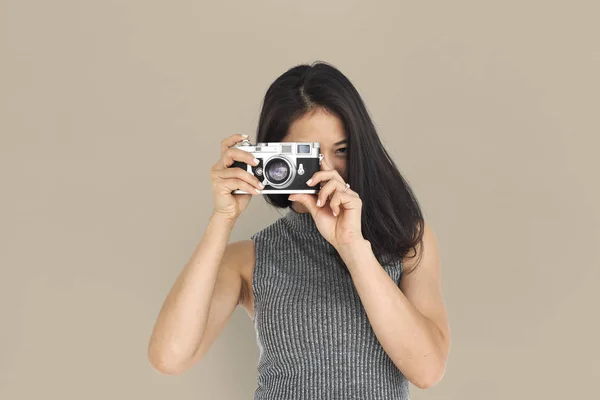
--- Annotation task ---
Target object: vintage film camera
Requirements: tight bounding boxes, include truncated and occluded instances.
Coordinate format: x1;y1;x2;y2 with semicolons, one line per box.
229;140;323;194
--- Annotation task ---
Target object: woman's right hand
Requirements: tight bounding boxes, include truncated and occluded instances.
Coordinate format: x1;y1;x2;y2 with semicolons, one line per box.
210;134;265;222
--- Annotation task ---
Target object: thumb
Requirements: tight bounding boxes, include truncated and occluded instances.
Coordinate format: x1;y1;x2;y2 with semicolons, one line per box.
288;194;318;216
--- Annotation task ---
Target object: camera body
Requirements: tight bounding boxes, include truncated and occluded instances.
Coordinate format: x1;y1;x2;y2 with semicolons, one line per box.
229;140;323;194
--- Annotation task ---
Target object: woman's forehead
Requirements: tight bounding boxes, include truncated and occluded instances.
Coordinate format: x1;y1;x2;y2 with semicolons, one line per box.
285;109;346;144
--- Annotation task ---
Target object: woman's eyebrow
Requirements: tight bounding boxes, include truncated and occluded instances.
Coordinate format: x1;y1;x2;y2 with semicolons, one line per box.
334;139;348;146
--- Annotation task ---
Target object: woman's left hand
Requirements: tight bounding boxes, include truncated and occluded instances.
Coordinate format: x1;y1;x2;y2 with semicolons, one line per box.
288;158;364;250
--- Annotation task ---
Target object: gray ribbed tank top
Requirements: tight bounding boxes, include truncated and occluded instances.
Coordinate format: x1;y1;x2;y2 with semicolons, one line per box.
250;206;409;399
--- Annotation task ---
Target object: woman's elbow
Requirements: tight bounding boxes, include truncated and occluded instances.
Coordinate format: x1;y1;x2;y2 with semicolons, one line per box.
411;361;447;389
147;343;190;376
148;356;186;376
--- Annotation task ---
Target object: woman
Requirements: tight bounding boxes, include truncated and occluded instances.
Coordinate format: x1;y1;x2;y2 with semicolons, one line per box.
148;62;450;399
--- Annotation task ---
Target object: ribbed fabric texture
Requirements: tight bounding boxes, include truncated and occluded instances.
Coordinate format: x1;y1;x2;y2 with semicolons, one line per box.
250;207;409;400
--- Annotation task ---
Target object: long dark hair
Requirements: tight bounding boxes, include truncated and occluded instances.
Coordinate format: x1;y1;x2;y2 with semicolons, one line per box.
255;61;425;274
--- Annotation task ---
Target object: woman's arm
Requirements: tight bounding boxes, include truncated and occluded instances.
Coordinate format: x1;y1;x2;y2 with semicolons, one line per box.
147;213;250;375
337;221;450;389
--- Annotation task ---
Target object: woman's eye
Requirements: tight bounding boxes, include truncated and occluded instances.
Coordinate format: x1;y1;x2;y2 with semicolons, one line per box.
335;147;347;154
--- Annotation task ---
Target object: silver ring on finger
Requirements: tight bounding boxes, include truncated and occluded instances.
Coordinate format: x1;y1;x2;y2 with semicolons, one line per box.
343;182;350;193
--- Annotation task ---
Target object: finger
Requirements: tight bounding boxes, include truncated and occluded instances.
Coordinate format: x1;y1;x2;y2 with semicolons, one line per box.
220;148;260;169
329;191;362;216
287;194;318;217
217;167;265;191
306;170;345;187
221;134;249;152
316;179;344;208
320;156;334;171
218;178;262;195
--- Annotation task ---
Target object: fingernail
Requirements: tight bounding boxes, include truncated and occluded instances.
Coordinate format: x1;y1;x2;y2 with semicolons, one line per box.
255;188;261;193
241;134;249;138
253;158;259;165
306;178;313;185
259;182;265;189
333;212;337;217
316;199;321;207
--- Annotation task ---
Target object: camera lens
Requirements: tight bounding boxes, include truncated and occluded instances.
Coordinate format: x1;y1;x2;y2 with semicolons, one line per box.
265;159;289;183
263;156;296;188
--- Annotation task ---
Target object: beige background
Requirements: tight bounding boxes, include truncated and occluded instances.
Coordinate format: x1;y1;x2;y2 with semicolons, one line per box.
1;1;599;399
